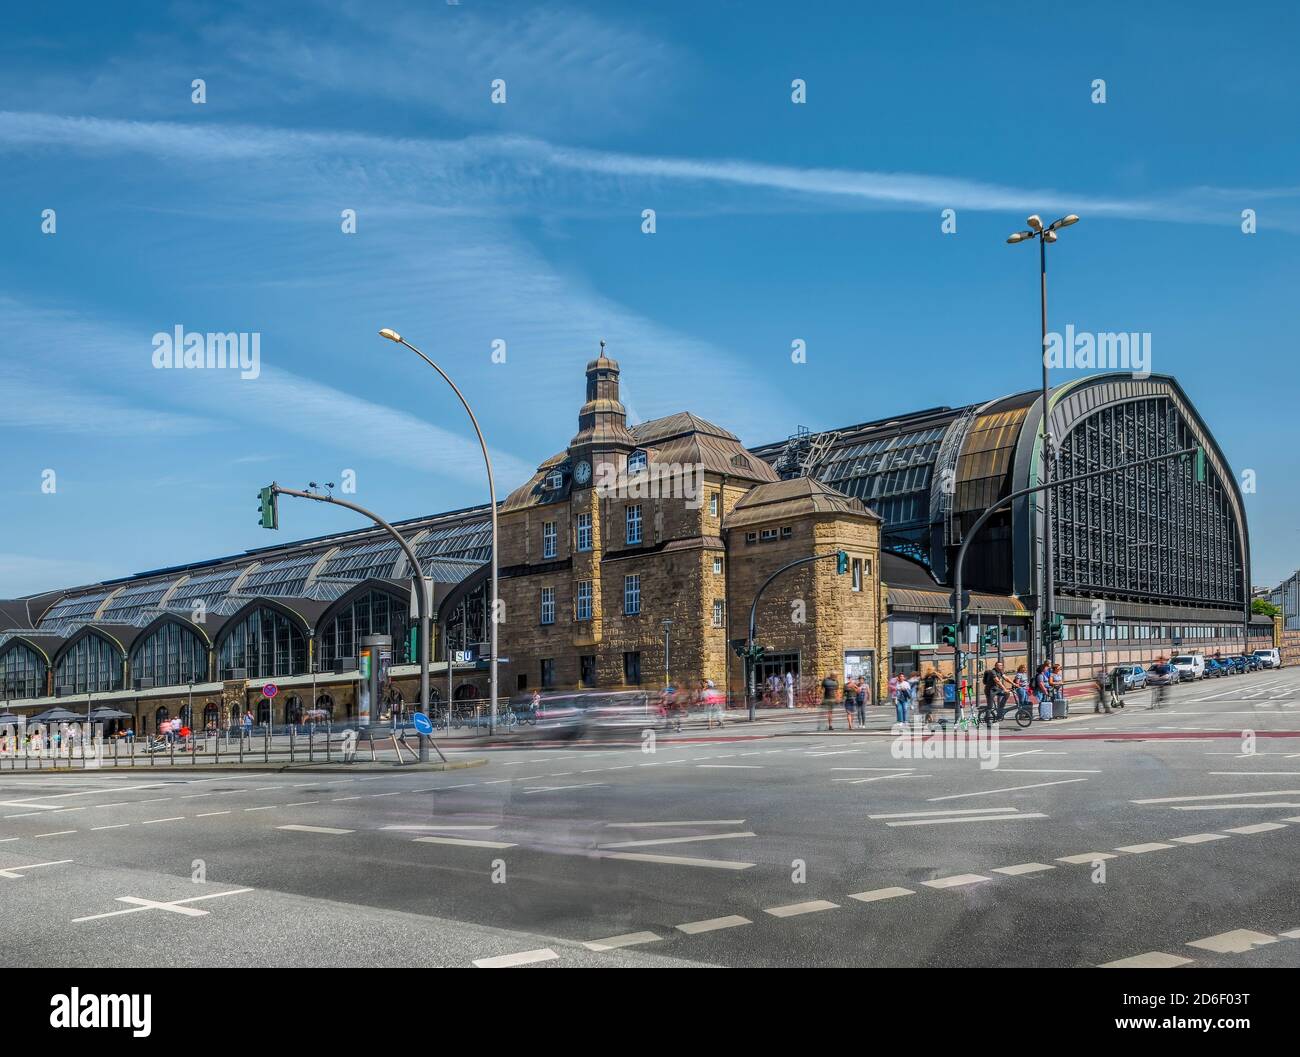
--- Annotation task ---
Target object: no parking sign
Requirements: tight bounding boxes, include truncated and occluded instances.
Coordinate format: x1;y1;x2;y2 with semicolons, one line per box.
262;683;278;699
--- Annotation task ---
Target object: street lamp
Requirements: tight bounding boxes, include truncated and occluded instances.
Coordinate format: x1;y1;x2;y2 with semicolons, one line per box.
1006;212;1080;668
378;328;500;735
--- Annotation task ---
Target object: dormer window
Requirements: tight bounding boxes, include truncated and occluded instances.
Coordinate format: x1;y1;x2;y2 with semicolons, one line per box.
544;470;564;491
731;454;751;470
627;449;648;474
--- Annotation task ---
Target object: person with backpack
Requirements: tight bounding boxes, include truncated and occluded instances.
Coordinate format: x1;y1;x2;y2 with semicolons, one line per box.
921;669;940;729
822;672;840;730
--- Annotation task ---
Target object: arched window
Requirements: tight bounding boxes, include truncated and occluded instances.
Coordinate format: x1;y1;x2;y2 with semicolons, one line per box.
317;589;412;671
312;693;334;721
55;633;124;695
131;621;208;689
217;606;307;680
154;705;170;731
0;641;46;699
284;694;303;725
202;703;219;730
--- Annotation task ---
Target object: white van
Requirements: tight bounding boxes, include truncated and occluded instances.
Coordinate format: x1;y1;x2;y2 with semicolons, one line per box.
1171;654;1205;681
1252;648;1281;669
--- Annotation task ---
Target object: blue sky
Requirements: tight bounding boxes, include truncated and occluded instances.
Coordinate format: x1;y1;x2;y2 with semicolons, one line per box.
2;0;1297;595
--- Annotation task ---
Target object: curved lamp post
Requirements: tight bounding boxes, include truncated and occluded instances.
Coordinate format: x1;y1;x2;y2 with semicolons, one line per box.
1006;213;1080;668
378;329;500;735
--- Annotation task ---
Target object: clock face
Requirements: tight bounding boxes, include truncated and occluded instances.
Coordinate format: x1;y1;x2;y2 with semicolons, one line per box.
574;460;592;485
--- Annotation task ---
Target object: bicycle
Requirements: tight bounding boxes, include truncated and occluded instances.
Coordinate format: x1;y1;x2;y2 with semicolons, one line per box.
976;695;1033;729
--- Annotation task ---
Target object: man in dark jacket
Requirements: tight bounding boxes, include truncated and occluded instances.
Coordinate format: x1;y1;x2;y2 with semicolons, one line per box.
822;673;839;731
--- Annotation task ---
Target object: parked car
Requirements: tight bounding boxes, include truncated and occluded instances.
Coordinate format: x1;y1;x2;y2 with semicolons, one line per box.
1110;664;1147;691
1252;648;1281;669
1243;653;1263;671
1147;662;1179;687
1204;658;1226;678
1171;654;1206;681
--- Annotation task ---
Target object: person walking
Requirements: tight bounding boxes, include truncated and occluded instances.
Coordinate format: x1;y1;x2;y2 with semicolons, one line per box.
822;672;840;730
891;673;908;725
241;709;253;740
920;669;940;729
784;669;795;710
856;676;870;725
841;675;857;730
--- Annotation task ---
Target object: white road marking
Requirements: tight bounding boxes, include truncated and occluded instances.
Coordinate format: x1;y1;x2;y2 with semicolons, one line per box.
697;764;763;769
1115;842;1174;854
141;817;185;825
598;831;755;850
0;859;73;879
765;899;839;918
868;807;1014;819
992;862;1056;876
72;887;253;923
834;773;923;784
244;806;275;812
583;931;662;952
1169;833;1231;844
1172;802;1300;811
472;948;558;968
676;915;751;934
414;836;517;849
522;783;606;795
887;813;1046;827
331;796;363;802
847;886;914;903
277;825;354;835
1057;852;1117;864
381;825;498;832
91;824;129;831
196;811;230;817
598;851;754;870
922;874;990;889
1223;823;1288;834
1187;929;1279;954
992;768;1101;774
928;778;1088;801
604;820;746;828
285;801;320;807
34;830;77;838
1134;789;1300;804
1100;951;1194;968
1208;771;1300;776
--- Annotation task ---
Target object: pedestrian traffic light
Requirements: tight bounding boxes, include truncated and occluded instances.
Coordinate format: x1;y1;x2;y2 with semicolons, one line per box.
1047;613;1065;643
940;623;958;647
749;643;767;663
257;485;278;530
982;625;999;650
835;550;848;575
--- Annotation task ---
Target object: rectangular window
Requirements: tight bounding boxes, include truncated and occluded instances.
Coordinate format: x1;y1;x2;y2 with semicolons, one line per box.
627;450;647;473
745;532;757;544
851;558;863;591
517;673;527;691
540;586;555;625
542;521;556;559
760;528;778;542
576;513;592;552
575;580;592;621
626;504;642;545
624;574;641;616
623;651;641;685
780;526;793;540
540;658;555;689
712;557;723;574
709;493;719;517
580;655;596;687
712;599;725;627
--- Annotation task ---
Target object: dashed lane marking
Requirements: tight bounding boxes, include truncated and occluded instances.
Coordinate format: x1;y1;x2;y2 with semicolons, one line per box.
887;813;1046;827
597;851;754;870
473;948;558;968
1057;852;1118;864
1115;842;1175;854
921;874;990;890
1169;833;1231;844
764;899;839;918
597;831;755;850
141;817;185;825
414;836;517;849
195;811;230;817
604;820;746;828
91;824;129;831
927;778;1088;801
1133;789;1300;804
582;931;662;952
1187;929;1279;954
34;830;77;838
992;862;1055;876
1100;951;1194;969
675;915;751;935
1224;822;1289;834
868;807;1014;819
278;825;354;835
847;887;914;903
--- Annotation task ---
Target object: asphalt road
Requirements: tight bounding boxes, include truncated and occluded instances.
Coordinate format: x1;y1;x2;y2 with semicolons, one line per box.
3;666;1299;968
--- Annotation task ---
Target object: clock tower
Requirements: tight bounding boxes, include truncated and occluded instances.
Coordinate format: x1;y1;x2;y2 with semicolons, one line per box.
568;342;636;657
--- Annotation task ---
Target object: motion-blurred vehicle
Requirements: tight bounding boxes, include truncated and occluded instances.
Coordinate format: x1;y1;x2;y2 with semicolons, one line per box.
1110;664;1147;691
1146;662;1179;688
530;690;667;740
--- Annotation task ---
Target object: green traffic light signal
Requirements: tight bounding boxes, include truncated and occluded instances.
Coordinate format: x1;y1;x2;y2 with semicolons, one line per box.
940;623;957;647
257;485;278;530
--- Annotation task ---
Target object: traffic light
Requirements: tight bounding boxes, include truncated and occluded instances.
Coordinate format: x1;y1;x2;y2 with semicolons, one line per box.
835;550;849;575
749;643;767;663
940;623;958;647
1047;613;1065;643
982;625;999;650
257;485;278;530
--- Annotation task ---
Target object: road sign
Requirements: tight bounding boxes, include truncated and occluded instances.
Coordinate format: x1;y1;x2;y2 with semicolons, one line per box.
262;683;278;699
412;712;433;736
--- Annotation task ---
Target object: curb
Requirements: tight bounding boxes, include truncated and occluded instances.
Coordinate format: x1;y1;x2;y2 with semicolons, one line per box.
0;757;490;775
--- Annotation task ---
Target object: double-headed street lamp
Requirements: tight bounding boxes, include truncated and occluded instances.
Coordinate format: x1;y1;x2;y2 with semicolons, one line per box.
1006;212;1079;666
378;329;500;735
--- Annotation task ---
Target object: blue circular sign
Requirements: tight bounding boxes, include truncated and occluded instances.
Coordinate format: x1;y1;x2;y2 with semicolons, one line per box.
412;712;434;735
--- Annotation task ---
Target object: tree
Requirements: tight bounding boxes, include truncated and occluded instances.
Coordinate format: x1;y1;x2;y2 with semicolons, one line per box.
1251;598;1281;618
